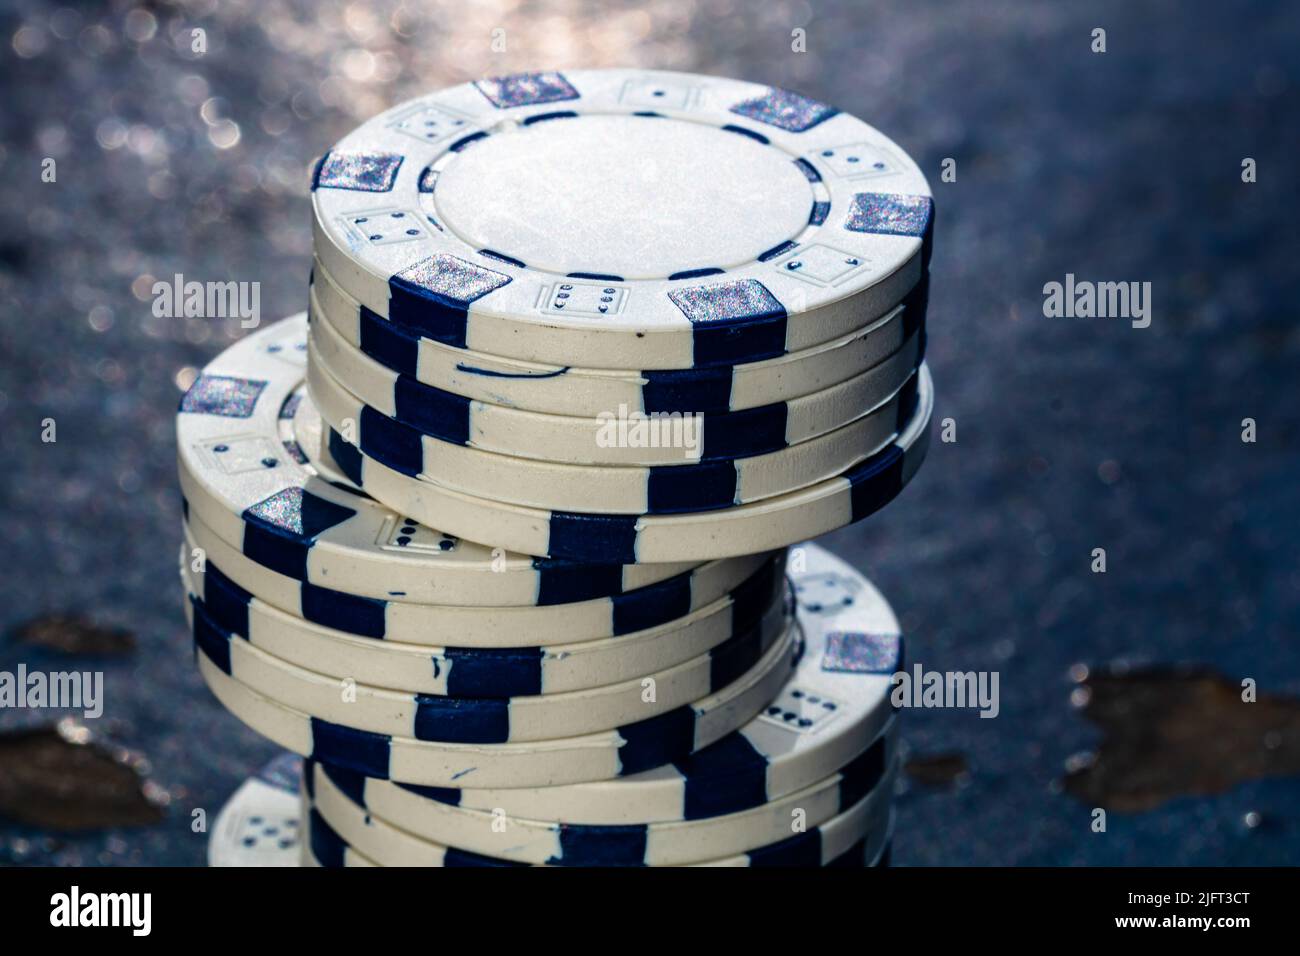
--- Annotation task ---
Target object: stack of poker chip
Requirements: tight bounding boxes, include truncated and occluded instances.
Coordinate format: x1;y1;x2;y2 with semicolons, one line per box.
179;69;933;868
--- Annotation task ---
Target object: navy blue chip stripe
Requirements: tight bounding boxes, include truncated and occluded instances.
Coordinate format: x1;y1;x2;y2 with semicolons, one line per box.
552;825;649;866
690;309;787;368
615;706;699;776
707;613;770;689
241;489;356;582
646;459;738;513
809;201;830;225
699;400;788;459
310;716;393;779
443;845;530;867
792;157;821;182
609;565;694;635
757;239;798;262
548;512;639;565
848;444;907;520
190;596;234;675
318;759;368;808
308;808;348;868
727;559;779;633
677;732;773;819
391;373;471;447
836;734;888;808
901;270;930;338
328;428;364;485
668;267;724;281
357;405;424;476
533;559;625;607
357;305;419;377
567;272;623;281
411;694;512;744
444;646;544;698
642;365;734;415
300;579;387;639
476;249;526;268
387;276;472;348
720;124;769;145
448;131;488;152
522;110;578;125
394;781;461;806
199;563;252;639
308;154;327;190
745;825;824;865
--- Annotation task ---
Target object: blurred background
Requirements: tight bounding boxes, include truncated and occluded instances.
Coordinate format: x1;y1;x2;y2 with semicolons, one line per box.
0;0;1297;865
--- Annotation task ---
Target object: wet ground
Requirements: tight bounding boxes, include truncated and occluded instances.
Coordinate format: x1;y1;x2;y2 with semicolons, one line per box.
0;0;1297;865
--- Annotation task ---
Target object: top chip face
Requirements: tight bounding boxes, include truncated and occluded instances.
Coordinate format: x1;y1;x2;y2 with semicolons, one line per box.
311;69;933;370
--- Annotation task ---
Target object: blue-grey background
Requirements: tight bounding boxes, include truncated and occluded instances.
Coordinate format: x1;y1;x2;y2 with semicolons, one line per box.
0;0;1296;865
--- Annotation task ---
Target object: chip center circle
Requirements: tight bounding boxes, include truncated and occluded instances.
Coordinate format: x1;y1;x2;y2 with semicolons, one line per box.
432;115;814;280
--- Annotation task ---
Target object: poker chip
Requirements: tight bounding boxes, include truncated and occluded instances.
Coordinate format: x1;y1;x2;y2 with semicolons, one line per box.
177;316;698;606
311;256;926;419
304;719;895;866
324;362;932;562
353;543;901;824
194;609;799;788
310;69;932;371
185;69;937;868
207;753;302;867
308;276;925;468
182;508;778;647
304;745;895;867
181;548;787;696
309;342;922;514
187;582;792;742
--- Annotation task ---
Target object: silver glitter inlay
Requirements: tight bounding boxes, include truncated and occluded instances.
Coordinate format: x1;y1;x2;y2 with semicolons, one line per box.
281;439;308;465
246;487;305;535
397;254;511;305
279;392;302;420
729;87;838;133
822;630;901;674
668;278;784;323
180;375;266;418
845;193;933;238
315;151;404;192
474;71;579;109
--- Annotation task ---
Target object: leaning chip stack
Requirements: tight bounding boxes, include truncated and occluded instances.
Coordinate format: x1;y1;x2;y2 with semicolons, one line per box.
181;69;934;868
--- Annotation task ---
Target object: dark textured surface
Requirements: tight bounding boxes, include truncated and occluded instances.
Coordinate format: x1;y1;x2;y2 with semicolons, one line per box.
0;1;1297;865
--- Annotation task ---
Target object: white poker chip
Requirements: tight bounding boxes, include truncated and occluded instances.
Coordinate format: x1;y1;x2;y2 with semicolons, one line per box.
181;547;786;696
309;341;921;514
187;577;792;742
306;749;894;867
207;753;302;867
363;542;900;824
308;278;924;468
326;363;933;563
193;608;799;788
306;719;895;866
310;69;932;370
182;506;777;648
177;315;700;607
311;253;927;419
